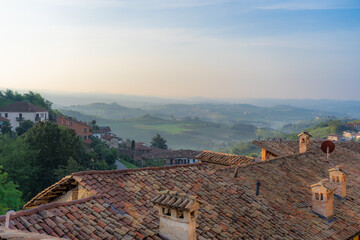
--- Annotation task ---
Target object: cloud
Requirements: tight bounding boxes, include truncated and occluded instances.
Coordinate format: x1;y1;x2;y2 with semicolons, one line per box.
256;0;360;10
40;0;231;9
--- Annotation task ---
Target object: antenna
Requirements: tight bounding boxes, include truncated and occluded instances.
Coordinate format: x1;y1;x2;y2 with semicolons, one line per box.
321;140;335;163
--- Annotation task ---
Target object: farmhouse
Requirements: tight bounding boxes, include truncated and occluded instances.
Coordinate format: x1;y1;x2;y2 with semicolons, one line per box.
56;116;92;144
0;102;48;129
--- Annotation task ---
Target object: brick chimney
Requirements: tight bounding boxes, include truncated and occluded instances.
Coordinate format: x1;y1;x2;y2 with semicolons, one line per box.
298;131;312;153
329;165;347;199
311;179;335;219
152;190;200;240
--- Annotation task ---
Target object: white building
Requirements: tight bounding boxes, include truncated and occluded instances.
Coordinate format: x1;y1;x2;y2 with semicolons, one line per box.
0;102;49;130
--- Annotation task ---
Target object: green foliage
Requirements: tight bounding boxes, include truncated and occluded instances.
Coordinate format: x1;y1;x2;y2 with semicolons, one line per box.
229;142;261;156
151;133;168;149
90;138;117;169
1;121;12;135
0;90;52;110
131;140;135;150
307;120;353;138
0;166;23;214
23;122;90;195
0;134;38;200
54;157;84;180
15;120;35;136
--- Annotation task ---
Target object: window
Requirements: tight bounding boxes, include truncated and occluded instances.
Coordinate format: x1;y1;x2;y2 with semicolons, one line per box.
84;136;87;140
320;193;324;201
84;128;87;133
5;113;8;118
190;211;195;219
336;176;340;182
177;211;184;219
315;193;319;200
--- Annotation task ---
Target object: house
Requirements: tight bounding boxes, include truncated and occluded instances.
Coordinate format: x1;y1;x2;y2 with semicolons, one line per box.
3;138;360;239
56;116;92;144
328;134;344;142
196;150;254;169
101;134;122;149
93;126;111;138
141;149;201;166
0;102;48;130
345;122;360;130
343;131;356;140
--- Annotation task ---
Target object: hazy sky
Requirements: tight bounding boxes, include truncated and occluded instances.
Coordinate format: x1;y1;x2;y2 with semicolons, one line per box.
1;0;359;99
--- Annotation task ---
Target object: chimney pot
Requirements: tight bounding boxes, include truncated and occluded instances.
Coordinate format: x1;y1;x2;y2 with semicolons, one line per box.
152;190;200;240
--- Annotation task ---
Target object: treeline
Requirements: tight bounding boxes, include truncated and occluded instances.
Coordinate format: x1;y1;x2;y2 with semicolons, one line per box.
0;91;118;214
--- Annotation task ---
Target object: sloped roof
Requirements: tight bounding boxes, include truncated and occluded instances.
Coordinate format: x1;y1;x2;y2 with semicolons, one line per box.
5;141;360;239
196;150;255;166
0;227;61;239
0;102;48;112
0;116;9;122
101;134;117;141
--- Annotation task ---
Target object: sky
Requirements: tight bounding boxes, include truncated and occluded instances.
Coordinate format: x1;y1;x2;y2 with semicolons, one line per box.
0;0;359;100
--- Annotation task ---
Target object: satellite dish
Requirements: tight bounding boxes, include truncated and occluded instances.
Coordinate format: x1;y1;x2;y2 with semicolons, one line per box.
321;140;335;154
321;140;335;163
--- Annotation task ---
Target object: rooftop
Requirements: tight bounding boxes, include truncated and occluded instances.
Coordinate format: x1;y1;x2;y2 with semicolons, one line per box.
0;102;48;113
3;141;360;239
196;150;254;166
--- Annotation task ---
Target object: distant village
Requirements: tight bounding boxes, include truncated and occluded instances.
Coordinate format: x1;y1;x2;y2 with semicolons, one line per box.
0;101;200;170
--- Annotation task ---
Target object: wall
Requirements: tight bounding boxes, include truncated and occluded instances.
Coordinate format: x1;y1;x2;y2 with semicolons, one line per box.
0;111;48;129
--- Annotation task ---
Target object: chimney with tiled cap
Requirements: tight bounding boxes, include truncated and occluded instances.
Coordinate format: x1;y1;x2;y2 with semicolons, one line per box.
311;179;335;219
152;190;200;240
329;165;347;199
298;131;312;154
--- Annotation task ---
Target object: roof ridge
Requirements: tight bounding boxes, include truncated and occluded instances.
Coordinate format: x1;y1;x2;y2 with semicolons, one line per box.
201;150;254;158
0;195;103;222
71;162;205;176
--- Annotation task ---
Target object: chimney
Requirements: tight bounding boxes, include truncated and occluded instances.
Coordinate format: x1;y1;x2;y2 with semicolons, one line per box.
329;165;347;199
298;131;312;153
152;190;200;240
310;179;335;219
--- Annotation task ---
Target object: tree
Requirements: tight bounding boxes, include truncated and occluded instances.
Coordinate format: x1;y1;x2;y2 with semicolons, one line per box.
0;134;38;200
54;157;83;180
131;140;135;150
23;122;90;194
90;120;96;130
0;166;22;214
1;121;11;135
151;134;168;149
15;120;34;136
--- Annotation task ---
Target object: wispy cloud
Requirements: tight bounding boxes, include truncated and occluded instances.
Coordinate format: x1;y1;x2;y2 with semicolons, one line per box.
40;0;232;9
257;0;360;10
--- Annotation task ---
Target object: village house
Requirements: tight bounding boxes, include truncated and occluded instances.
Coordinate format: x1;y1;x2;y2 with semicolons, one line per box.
56;116;92;144
2;135;360;239
0;102;49;130
93;126;112;138
101;134;122;149
328;134;344;142
141;149;201;166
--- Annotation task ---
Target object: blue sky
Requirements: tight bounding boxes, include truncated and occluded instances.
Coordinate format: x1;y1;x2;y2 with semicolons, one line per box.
0;0;359;99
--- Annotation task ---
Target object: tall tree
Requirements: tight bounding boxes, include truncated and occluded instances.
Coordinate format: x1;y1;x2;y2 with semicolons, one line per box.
15;120;35;136
150;133;168;149
1;121;11;135
0;166;22;214
24;122;89;194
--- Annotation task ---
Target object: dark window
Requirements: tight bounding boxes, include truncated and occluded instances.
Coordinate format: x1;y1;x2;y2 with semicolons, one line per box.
5;113;8;118
336;176;340;182
190;211;195;219
320;193;324;200
84;136;87;140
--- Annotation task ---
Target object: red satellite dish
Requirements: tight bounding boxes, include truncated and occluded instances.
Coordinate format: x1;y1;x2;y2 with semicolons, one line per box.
321;140;335;154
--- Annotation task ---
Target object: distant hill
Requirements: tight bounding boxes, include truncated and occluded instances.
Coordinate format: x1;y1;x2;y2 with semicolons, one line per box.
61;102;146;120
59;109;257;150
60;102;344;129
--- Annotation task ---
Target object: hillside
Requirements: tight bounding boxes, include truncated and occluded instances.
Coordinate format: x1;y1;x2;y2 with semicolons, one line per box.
59;109;257;150
60;102;343;129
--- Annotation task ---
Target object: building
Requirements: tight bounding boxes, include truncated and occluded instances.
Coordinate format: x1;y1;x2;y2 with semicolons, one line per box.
56;116;92;144
3;137;360;239
101;134;122;149
0;102;49;130
196;150;254;169
93;126;112;138
328;135;344;142
141;149;201;166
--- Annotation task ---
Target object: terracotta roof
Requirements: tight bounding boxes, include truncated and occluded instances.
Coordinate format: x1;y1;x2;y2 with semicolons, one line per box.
94;126;111;134
0;116;9;122
152;190;199;211
141;150;201;160
0;227;61;239
0;102;48;112
101;134;117;141
196;150;254;166
4;141;360;239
